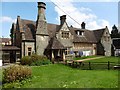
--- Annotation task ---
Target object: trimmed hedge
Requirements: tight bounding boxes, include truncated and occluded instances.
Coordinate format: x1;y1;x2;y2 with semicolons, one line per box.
3;65;32;83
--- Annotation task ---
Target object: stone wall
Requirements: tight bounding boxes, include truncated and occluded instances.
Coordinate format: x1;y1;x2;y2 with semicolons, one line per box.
36;35;49;55
100;28;112;56
73;43;96;56
21;41;35;57
57;22;73;48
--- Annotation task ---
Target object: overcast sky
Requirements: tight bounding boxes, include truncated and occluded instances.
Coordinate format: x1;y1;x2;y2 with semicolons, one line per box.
0;0;119;38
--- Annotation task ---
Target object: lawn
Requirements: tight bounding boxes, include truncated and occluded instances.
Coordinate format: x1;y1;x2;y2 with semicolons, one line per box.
84;56;119;63
3;64;119;88
73;55;99;60
78;56;119;70
0;68;2;81
0;68;2;89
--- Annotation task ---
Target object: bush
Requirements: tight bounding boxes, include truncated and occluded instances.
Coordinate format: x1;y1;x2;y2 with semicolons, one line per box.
30;54;40;62
30;59;52;66
3;65;32;83
21;56;32;65
21;54;51;66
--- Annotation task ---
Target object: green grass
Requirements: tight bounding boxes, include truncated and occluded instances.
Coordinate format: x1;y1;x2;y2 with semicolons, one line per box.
3;64;119;88
0;69;2;80
0;68;2;89
73;56;119;70
73;55;99;60
84;56;119;63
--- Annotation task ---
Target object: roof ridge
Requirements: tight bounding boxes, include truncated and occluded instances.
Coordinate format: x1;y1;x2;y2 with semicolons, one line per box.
21;19;36;22
93;28;106;31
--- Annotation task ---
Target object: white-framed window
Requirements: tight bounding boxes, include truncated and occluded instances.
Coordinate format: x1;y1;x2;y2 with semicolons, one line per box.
76;31;84;36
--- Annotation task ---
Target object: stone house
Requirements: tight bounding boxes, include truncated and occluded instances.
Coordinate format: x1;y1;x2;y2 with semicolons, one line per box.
1;38;11;46
10;2;112;61
1;38;20;64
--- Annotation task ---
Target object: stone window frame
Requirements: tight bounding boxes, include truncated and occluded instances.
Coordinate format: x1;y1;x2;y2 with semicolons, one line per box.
28;47;32;56
61;31;69;39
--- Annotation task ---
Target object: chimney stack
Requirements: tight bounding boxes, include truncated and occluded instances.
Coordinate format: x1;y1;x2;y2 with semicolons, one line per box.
81;22;86;29
37;2;46;20
60;15;66;25
38;2;46;9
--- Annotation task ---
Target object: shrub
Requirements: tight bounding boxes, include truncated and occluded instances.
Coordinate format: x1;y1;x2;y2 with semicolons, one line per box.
31;55;51;66
21;56;32;65
30;59;51;66
21;54;51;66
30;54;40;62
3;65;32;83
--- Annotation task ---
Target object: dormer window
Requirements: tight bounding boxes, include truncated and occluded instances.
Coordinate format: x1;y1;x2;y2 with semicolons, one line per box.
75;30;84;36
62;31;69;39
80;31;84;35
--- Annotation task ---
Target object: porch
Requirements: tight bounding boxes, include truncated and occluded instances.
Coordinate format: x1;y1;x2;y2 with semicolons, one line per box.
45;37;66;63
1;45;20;65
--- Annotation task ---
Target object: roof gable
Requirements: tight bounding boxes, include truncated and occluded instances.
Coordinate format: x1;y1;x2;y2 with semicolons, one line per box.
17;19;107;43
46;37;65;49
69;27;97;43
93;28;105;42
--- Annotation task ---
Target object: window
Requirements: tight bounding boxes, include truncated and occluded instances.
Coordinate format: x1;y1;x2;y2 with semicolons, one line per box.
106;32;108;35
104;36;110;42
75;30;84;36
108;37;110;42
104;36;106;41
65;47;71;55
28;47;32;56
62;31;69;39
80;31;84;35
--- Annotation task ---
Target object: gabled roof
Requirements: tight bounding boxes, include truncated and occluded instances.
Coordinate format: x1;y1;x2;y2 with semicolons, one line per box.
21;19;36;40
20;19;60;40
1;38;11;43
46;37;65;49
47;23;60;37
1;45;20;51
69;27;97;43
15;18;106;44
93;28;105;42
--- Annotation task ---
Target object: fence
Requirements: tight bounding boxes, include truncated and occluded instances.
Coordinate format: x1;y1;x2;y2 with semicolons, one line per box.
66;61;117;70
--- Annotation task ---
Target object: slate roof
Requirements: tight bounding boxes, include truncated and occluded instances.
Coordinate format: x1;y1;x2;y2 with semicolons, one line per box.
46;37;65;49
17;19;105;44
1;38;11;43
47;23;60;37
93;29;105;42
21;19;36;40
1;45;20;51
69;27;97;43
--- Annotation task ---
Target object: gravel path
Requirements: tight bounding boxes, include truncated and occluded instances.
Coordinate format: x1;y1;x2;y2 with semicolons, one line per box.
75;56;105;62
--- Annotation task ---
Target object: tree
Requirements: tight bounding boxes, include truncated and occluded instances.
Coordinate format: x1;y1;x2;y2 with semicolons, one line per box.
111;25;120;38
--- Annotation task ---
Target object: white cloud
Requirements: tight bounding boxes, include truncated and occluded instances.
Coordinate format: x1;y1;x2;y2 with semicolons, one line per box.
0;16;16;23
79;7;92;12
52;0;111;31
